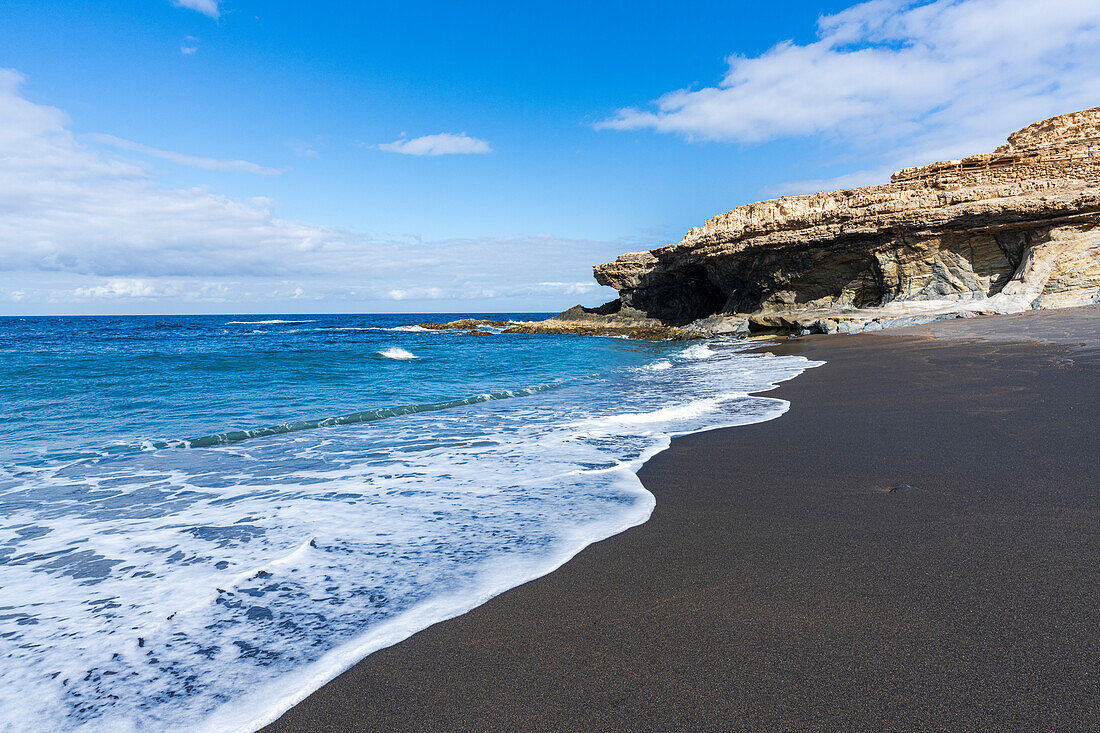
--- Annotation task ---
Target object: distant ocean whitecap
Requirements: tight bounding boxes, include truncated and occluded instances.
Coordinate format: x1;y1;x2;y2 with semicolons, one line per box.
0;313;819;732
378;346;418;360
225;319;317;325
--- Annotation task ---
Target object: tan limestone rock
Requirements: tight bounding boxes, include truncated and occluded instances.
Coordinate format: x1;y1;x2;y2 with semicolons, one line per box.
571;106;1100;337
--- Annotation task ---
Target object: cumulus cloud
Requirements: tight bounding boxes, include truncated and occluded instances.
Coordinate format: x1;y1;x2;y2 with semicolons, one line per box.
69;278;234;300
85;134;282;175
173;0;219;19
0;69;626;312
0;68;348;278
598;0;1100;159
377;133;492;156
386;286;446;301
72;278;168;299
383;281;598;301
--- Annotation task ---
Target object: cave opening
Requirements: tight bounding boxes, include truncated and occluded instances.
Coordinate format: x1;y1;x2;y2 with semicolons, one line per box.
630;267;727;325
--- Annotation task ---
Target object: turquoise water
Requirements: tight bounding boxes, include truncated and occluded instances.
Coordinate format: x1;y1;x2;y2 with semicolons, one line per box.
0;314;816;731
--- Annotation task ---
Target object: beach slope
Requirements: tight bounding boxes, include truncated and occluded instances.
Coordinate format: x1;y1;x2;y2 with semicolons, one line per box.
266;306;1099;732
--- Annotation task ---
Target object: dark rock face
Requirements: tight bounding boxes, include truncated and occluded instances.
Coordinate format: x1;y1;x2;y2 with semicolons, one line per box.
614;264;728;325
502;302;693;340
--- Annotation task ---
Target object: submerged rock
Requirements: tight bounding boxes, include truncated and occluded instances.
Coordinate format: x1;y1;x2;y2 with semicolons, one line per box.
533;107;1100;338
880;483;921;494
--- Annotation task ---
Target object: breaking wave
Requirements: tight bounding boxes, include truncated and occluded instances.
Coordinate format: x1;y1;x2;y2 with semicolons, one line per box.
377;347;418;360
0;315;820;732
225;320;316;325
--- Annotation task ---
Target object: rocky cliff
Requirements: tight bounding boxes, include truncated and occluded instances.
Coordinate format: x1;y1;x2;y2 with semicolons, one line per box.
531;107;1100;338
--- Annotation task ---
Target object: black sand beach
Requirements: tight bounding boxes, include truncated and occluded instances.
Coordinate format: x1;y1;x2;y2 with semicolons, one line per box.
266;306;1099;732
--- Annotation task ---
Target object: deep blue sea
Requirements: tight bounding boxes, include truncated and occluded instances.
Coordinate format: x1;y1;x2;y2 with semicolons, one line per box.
0;314;817;731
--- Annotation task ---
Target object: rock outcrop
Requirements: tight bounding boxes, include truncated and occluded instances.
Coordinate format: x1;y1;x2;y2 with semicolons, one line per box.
529;107;1100;338
418;319;510;330
503;302;692;340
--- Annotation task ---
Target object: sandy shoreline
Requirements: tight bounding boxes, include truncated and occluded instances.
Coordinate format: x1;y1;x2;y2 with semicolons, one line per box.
265;306;1099;732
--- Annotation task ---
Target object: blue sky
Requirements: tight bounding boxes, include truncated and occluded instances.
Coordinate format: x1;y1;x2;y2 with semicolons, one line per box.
1;0;1098;314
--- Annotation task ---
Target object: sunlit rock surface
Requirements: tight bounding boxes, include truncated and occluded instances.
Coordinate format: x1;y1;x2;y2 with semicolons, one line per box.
534;107;1100;337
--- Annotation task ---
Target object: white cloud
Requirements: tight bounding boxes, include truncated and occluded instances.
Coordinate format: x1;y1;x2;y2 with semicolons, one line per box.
73;278;164;299
598;0;1100;160
535;281;598;297
0;68;346;278
386;286;446;301
286;138;321;158
173;0;219;19
377;133;492;156
69;278;236;301
381;281;598;301
0;69;627;313
85;133;282;175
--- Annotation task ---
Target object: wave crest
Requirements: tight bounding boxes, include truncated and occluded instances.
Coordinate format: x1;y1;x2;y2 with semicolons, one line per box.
377;347;418;360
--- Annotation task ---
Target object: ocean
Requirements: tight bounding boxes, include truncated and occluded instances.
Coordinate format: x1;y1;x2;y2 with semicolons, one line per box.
0;314;817;731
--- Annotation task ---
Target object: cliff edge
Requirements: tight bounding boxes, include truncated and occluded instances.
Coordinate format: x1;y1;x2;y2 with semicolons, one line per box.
526;107;1100;338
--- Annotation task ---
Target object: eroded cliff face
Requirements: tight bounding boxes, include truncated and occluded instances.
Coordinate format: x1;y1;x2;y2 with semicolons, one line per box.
566;107;1100;337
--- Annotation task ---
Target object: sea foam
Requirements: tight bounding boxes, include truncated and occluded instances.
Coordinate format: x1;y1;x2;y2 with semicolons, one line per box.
0;334;818;732
377;346;418;360
678;343;716;360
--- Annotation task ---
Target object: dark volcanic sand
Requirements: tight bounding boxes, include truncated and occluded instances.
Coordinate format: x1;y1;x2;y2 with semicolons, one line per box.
266;307;1099;732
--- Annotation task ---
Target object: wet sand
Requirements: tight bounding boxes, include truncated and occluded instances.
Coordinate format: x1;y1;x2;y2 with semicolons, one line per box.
265;306;1099;732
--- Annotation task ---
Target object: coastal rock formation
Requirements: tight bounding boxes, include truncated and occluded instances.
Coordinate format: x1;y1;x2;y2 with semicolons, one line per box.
503;302;693;340
531;107;1100;337
418;319;510;330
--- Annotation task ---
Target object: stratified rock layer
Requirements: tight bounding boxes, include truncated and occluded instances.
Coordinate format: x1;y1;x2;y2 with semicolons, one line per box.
545;107;1100;337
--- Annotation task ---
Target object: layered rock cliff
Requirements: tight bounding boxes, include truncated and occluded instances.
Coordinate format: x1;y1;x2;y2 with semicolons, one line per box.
532;107;1100;338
